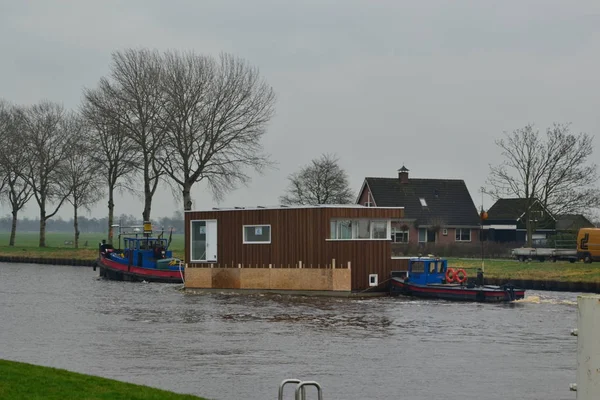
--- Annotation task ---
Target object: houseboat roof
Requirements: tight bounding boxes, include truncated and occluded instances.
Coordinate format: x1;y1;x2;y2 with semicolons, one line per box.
186;204;405;212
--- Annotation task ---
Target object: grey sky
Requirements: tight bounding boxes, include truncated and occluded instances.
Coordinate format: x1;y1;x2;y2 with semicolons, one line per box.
2;0;599;220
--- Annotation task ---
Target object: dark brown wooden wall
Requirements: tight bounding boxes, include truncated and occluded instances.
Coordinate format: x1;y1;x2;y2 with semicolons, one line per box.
185;207;408;291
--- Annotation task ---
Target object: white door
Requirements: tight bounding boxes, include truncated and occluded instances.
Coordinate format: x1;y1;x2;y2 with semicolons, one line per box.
205;220;218;262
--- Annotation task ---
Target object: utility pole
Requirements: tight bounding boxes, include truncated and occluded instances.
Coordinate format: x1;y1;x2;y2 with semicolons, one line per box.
479;187;487;272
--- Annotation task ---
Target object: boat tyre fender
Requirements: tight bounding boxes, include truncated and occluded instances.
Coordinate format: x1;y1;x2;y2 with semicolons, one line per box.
455;269;468;284
445;267;456;283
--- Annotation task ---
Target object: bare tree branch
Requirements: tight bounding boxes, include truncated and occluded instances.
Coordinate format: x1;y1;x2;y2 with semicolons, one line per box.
82;87;139;243
280;153;354;205
86;48;166;222
158;51;276;210
0;101;33;246
487;123;600;246
20;101;78;247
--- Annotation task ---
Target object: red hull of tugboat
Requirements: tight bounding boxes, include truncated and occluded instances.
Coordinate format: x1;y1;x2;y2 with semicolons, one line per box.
390;278;525;303
97;255;184;284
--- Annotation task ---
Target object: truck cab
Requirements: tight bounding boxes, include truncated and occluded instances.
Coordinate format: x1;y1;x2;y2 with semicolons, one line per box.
577;228;600;263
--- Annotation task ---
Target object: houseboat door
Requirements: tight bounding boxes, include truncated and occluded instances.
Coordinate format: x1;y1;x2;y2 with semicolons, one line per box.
191;220;218;262
205;220;217;262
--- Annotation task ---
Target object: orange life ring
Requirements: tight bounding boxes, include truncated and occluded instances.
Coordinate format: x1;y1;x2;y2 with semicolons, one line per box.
455;269;468;284
445;267;456;283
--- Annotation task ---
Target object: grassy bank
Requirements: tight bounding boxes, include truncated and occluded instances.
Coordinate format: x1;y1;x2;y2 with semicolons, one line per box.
448;258;600;283
0;359;205;400
0;232;185;260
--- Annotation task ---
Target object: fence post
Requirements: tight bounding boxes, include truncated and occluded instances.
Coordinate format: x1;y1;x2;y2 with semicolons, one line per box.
572;294;600;399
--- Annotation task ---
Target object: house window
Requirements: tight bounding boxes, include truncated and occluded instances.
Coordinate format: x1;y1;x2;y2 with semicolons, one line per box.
243;225;271;244
330;219;389;240
456;228;471;242
391;223;409;243
418;228;436;243
418;228;427;242
419;198;427;207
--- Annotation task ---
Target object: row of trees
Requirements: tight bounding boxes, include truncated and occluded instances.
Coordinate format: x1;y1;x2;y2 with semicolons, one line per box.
0;49;276;247
0;212;185;234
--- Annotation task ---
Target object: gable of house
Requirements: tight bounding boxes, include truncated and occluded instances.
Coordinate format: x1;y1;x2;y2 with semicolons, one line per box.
486;198;556;229
357;171;480;227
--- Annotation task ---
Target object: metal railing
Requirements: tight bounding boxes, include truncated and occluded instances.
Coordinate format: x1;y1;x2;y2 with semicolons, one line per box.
279;379;324;400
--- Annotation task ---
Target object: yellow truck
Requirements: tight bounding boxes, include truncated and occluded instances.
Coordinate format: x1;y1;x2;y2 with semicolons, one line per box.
577;228;600;263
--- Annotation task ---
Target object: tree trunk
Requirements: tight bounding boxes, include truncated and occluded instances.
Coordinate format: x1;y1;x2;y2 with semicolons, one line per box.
74;205;79;249
9;209;17;246
107;189;114;245
183;182;192;211
39;209;47;247
143;191;152;222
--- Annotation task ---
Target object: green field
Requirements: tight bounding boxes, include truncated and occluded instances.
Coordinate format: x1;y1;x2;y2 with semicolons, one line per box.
0;359;205;400
448;257;600;283
0;232;185;260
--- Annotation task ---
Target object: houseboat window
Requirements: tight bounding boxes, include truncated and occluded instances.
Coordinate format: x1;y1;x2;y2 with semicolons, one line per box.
372;221;388;239
243;225;271;244
337;220;353;239
329;219;389;240
356;220;371;239
456;228;471;242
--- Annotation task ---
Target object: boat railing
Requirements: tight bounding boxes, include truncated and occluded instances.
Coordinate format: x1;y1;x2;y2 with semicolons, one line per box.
278;379;323;400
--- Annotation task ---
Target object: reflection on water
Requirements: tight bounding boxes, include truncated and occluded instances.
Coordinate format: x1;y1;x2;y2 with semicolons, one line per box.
0;262;579;400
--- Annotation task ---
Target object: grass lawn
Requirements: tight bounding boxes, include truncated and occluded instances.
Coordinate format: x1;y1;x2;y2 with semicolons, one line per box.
448;258;600;283
0;359;206;400
0;232;185;260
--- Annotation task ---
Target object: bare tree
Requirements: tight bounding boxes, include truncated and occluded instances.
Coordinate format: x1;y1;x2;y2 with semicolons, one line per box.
21;101;75;247
159;52;276;210
0;101;33;246
62;116;105;248
280;153;354;205
85;49;165;222
82;89;139;244
487;123;600;246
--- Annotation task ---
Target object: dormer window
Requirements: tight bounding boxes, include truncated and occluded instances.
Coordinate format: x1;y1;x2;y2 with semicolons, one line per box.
419;198;427;207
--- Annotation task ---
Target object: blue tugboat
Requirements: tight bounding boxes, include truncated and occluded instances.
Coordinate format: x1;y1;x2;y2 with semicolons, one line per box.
390;257;524;302
96;223;184;284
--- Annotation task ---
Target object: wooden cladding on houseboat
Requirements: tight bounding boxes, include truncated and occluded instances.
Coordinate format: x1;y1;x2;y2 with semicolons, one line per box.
185;206;408;291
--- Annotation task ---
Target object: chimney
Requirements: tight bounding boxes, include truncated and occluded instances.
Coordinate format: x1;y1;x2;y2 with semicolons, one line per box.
398;166;409;184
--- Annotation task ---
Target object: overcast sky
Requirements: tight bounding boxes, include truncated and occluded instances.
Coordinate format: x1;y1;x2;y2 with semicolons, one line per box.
1;0;599;220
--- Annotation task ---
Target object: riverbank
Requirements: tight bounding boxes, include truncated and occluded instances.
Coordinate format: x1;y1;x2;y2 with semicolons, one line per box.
1;244;599;293
0;359;206;399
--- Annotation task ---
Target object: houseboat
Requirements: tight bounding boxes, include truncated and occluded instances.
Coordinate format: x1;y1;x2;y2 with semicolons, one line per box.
96;223;183;284
183;205;408;293
390;257;525;302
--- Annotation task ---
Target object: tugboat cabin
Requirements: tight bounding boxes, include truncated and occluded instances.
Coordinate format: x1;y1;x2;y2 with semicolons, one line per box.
121;237;172;269
400;258;449;286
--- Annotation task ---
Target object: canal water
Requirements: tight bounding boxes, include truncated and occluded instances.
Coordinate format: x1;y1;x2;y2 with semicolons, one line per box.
0;262;578;400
